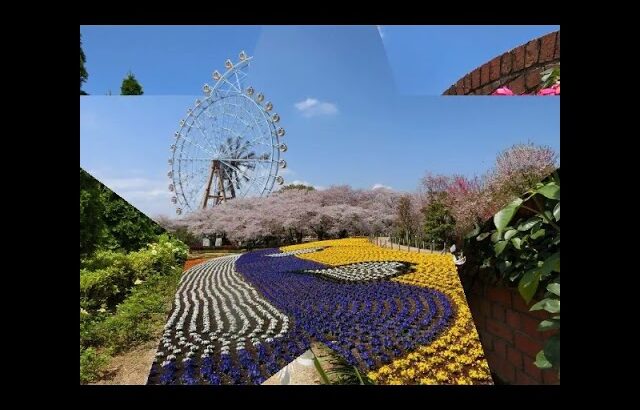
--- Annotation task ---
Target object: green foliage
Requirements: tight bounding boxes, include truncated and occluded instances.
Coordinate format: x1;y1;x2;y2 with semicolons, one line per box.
80;168;106;257
93;269;183;352
279;184;316;192
80;347;110;384
120;72;144;95
79;261;184;383
170;226;201;248
80;235;188;311
80;167;168;256
540;66;560;89
464;170;559;377
312;345;375;385
99;188;165;253
422;199;455;245
80;33;88;95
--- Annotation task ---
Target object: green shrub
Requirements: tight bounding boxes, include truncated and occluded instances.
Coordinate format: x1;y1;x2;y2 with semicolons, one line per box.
79;235;188;312
86;268;182;353
80;266;133;311
80;346;110;384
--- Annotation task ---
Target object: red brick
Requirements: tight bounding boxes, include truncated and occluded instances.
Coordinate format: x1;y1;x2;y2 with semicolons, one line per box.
521;314;543;339
507;346;523;369
487;318;514;343
525;40;540;68
514;331;544;359
511;292;532;313
493;338;507;359
525;68;542;90
487;286;511;307
501;52;513;75
492;302;505;322
515;369;539;385
463;74;472;94
539;32;557;62
489;56;501;81
480;63;491;85
455;79;465;95
512;46;525;71
481;84;493;95
473;311;486;330
554;31;560;59
496;359;516;383
471;69;481;89
542;369;560;385
523;354;543;380
507;75;526;95
527;306;549;320
479;299;491;317
506;309;521;328
485;351;499;372
479;332;494;352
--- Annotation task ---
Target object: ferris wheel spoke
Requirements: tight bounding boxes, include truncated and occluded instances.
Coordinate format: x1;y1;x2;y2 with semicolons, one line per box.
220;75;241;94
179;133;216;157
215;158;272;163
190;116;220;154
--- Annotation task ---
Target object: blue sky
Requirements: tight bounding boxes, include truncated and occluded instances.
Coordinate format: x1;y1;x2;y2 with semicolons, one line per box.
379;25;559;94
80;25;559;218
81;25;559;96
81;96;558;218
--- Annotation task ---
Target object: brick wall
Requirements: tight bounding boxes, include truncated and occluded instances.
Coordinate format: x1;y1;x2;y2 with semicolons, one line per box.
443;30;560;95
463;279;560;384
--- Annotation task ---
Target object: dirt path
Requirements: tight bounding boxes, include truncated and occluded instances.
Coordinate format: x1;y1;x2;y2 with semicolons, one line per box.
92;340;158;385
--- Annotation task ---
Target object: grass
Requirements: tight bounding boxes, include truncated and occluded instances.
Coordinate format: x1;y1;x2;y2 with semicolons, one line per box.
80;268;183;384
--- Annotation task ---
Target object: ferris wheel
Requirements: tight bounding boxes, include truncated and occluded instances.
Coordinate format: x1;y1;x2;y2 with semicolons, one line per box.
168;51;287;215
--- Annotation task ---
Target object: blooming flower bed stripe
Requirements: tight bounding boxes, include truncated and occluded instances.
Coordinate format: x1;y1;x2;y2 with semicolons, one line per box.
236;248;455;378
282;238;492;384
148;255;294;385
148;239;492;385
302;260;412;283
265;247;325;257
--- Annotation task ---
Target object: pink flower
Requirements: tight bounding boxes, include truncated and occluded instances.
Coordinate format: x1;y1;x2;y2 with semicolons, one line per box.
537;83;560;96
491;87;514;96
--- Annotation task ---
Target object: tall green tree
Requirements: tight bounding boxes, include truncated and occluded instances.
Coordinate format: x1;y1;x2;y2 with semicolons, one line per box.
100;188;164;252
80;33;88;95
80;168;105;257
120;72;144;95
422;198;455;247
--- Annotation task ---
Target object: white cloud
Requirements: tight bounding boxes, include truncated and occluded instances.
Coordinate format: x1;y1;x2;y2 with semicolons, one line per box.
372;183;392;190
377;25;385;39
294;98;338;118
88;171;176;218
279;167;295;176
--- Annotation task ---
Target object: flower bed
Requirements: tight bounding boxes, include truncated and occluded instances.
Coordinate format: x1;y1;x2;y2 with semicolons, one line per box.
148;238;491;385
282;238;492;384
303;261;412;283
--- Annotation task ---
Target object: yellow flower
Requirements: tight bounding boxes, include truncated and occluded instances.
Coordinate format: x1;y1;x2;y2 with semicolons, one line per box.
281;238;491;385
